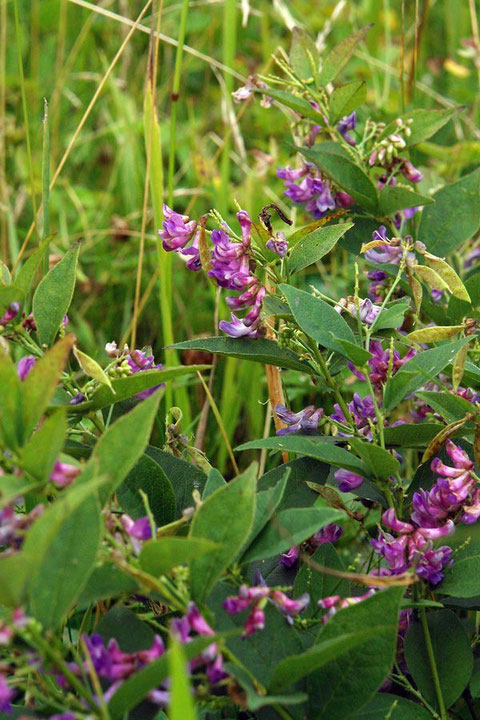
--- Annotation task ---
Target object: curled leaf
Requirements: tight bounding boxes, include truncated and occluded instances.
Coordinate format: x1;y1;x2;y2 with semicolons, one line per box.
423;252;471;302
414;264;449;292
360;239;388;253
422;413;473;463
73;346;114;391
197;217;212;274
452;343;469;391
407;325;464;343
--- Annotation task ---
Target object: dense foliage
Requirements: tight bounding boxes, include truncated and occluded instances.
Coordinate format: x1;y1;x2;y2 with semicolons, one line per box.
2;2;480;719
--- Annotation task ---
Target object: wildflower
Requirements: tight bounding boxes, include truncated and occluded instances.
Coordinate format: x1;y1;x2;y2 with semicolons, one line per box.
401;160;423;184
0;302;20;327
0;676;14;713
17;355;35;381
334;468;364;493
335;296;382;326
280;546;300;567
0;503;44;555
281;523;342;567
331;392;377;439
231;75;267;103
127;347;164;399
337;112;357;146
159;205;197;251
69;392;86;405
121;514;153;541
223;581;309;637
266;231;288;257
50;461;81;488
275;403;324;435
277;163;352;220
318;590;376;623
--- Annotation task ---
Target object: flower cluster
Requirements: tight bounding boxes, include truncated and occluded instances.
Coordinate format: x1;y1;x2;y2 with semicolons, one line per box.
274;403;324;435
349;340;416;388
105;342;163;399
370;442;479;584
160;206;266;338
277;163;353;220
223;577;309;636
281;522;343;567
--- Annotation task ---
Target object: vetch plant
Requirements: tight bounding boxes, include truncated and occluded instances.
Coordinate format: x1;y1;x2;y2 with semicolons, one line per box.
1;19;480;720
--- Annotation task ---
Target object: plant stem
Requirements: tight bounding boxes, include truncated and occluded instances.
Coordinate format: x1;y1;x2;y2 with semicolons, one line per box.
419;606;447;720
308;339;355;431
167;0;190;205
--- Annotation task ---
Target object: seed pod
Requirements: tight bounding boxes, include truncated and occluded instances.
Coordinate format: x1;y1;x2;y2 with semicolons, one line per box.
452;342;469;391
407;325;464;343
407;270;423;313
422;413;473;463
414;264;449;292
474;422;480;468
197;216;212;274
73;345;114;390
360;239;388;253
423;251;471;302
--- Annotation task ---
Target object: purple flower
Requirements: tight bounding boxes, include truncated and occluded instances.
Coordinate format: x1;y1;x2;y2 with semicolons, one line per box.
334;468;364;493
69;392;86;405
0;302;20;326
401;160;423;183
50;460;80;488
244;606;265;636
186;603;215;637
121;514;153;542
271;590;310;617
159;205;197;251
280;546;300;567
277;163;352;220
331;392;377;439
275;403;324;435
223;582;308;637
0;676;14;713
266;231;288;257
366;341;416;386
337;112;357;146
318;590;376;622
17;355;35;381
335;297;382;326
127;348;164;399
312;522;343;545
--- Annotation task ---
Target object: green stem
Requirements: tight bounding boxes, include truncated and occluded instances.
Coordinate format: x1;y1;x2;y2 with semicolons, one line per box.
308;339;356;431
419;606;447;720
219;0;237;216
167;0;190;206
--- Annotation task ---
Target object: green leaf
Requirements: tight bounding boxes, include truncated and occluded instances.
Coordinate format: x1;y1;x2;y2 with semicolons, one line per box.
97;605;155;651
78;392;161;505
378;185;433;216
225;663;307;710
146;447;207;516
329;81;366;124
351;694;433;720
418;168;480;255
404;610;473;711
416;390;474;423
270;626;391;692
294;543;349;618
318;25;373;85
349;438;400;480
0;476;43;509
0;351;24;450
77;563;138;605
189;466;256;603
139;537;219;577
244;472;288;548
241;507;344;564
0;284;24;316
33;242;79;346
108;635;216;719
298;143;378;212
379;108;458;148
20;409;67;482
438;542;480;598
306;587;404;720
288;223;353;274
280;284;357;358
370;301;410;331
169;638;197;720
23;482;105;629
262;87;324;123
68;365;209;413
384;423;446;449
14;235;50;297
117;454;176;527
383;338;471;412
290;26;319;80
22;335;75;439
171;337;314;374
202;469;226;498
237;436;368;475
0;553;31;606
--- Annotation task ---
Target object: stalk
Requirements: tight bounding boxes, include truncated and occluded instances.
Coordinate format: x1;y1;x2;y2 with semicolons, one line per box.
419;606;447;720
167;0;190;205
219;0;237;216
